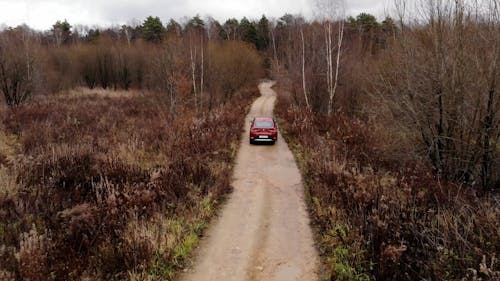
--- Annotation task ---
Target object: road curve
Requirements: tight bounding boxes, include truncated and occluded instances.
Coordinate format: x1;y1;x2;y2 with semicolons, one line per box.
181;81;319;281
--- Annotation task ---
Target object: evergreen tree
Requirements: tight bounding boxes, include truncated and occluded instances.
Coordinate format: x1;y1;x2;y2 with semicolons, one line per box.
381;17;397;35
52;19;72;46
142;16;165;42
239;17;258;48
256;15;270;51
187;15;205;29
350;13;379;33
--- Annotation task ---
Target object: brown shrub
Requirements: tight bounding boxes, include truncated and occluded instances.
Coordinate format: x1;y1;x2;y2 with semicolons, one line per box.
208;41;264;103
0;87;257;280
16;226;52;281
276;96;500;281
0;270;15;281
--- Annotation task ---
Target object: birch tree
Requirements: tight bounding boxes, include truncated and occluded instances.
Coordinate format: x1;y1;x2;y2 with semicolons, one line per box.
187;16;206;112
269;19;278;66
315;0;345;115
300;25;310;109
223;19;239;40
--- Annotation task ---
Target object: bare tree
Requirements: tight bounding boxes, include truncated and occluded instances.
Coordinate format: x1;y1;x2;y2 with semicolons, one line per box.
300;24;311;110
121;25;133;47
315;0;346;115
0;27;37;107
200;34;204;111
152;39;182;117
186;17;207;113
189;32;198;110
209;41;263;103
269;19;279;67
478;0;500;189
375;0;500;189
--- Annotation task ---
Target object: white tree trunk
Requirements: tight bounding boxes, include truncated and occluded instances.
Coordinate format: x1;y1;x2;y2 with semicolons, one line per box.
326;20;344;116
55;29;62;47
124;28;131;47
190;34;198;111
329;20;344;116
326;22;334;115
270;26;278;66
200;35;204;112
300;26;310;109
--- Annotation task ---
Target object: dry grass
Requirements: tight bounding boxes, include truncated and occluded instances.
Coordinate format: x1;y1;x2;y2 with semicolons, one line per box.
65;87;141;99
0;167;16;199
0;131;20;199
0;87;257;280
276;94;500;281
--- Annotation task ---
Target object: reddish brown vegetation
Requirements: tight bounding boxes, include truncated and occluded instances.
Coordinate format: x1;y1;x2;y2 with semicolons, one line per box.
0;16;264;280
276;96;499;280
0;88;257;280
272;3;499;279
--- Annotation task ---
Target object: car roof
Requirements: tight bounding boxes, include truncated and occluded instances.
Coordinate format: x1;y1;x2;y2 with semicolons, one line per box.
254;117;274;122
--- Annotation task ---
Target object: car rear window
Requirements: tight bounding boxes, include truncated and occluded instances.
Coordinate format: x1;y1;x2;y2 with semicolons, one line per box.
254;121;274;128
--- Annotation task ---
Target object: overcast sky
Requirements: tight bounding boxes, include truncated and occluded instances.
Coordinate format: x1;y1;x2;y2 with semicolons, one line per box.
0;0;393;31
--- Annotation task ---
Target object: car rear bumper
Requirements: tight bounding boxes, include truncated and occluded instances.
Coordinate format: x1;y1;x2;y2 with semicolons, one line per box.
250;134;277;142
252;138;275;142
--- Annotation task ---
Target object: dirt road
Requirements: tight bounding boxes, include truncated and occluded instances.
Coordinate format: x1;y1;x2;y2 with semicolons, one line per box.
181;81;319;281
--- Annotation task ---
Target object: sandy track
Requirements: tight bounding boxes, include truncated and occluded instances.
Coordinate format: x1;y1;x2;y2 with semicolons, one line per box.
181;81;319;281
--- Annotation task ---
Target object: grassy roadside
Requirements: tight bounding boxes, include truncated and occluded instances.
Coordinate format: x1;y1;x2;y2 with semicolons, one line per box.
0;87;257;281
274;88;499;281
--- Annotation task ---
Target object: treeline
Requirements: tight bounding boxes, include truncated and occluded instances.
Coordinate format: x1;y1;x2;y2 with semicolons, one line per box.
0;15;267;113
1;2;497;188
0;12;392;111
270;4;499;191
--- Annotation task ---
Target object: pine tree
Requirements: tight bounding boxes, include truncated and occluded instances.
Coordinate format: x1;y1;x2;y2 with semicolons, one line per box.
142;16;165;43
239;17;258;48
257;15;270;51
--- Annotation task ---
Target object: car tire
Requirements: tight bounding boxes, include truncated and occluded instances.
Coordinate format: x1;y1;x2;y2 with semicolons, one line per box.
249;139;253;145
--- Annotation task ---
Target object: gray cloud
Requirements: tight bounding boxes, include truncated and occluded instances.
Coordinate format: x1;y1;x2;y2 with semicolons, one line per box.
0;0;392;30
94;0;190;24
346;0;393;17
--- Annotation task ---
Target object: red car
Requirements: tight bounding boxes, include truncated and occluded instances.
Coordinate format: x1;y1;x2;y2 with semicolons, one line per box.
249;117;278;145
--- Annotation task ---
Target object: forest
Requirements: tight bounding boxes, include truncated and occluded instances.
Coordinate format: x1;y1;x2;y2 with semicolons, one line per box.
0;0;499;280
